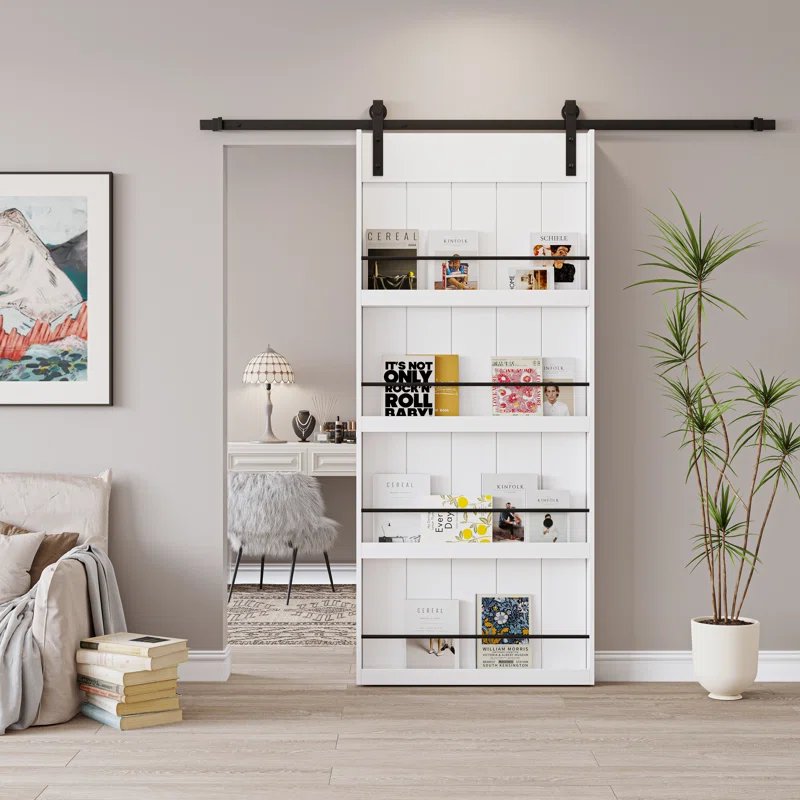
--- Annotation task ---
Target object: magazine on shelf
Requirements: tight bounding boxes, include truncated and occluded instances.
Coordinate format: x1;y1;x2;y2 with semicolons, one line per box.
530;232;584;290
481;473;539;542
419;494;492;543
491;357;543;415
372;473;430;543
408;353;459;416
477;594;534;669
510;262;554;291
382;356;435;417
428;230;478;290
527;489;571;543
542;357;576;417
365;229;418;290
404;599;459;669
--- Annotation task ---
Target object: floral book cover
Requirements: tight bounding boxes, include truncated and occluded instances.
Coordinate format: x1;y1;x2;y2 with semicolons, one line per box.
491;357;543;415
419;494;492;543
476;594;535;669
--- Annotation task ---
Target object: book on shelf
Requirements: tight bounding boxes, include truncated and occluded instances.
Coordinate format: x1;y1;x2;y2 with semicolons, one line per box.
491;357;543;415
372;473;431;543
477;594;535;669
382;356;435;417
404;599;459;669
531;232;583;290
84;694;180;717
510;262;553;291
409;353;459;416
428;230;478;290
80;632;187;659
366;228;418;290
419;494;492;543
527;489;571;542
481;473;539;542
76;647;188;672
76;663;179;687
542;357;577;417
79;681;178;703
80;701;182;731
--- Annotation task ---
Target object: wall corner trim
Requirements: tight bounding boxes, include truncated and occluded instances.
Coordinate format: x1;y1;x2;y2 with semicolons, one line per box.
596;650;800;682
179;646;232;682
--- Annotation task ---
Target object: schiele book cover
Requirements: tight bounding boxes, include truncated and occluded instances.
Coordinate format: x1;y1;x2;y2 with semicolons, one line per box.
531;232;583;290
491;357;543;415
477;594;534;669
366;229;418;290
382;356;435;416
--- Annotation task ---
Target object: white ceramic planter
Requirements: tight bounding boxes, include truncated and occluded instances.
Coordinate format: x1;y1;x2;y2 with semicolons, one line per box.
691;616;760;700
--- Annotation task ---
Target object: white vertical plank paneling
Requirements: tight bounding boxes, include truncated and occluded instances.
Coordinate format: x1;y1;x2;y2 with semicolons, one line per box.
541;306;587;415
362;559;407;668
496;432;542;477
452;559;496;669
541;182;587;290
451;183;497;289
496;559;544;668
407;183;451;289
451;307;496;415
541;433;587;542
541;559;587;670
362;431;407;543
496;183;542;291
362;307;406;416
497;307;543;361
407;432;451;494
452;433;496;498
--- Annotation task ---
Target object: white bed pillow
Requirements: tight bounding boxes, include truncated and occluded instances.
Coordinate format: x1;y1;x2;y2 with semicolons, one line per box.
0;531;45;603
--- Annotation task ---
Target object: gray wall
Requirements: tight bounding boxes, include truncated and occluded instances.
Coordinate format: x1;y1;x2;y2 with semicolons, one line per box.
226;145;356;564
2;0;797;652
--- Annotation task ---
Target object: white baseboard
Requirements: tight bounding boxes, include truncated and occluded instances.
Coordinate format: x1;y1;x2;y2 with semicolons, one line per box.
179;646;232;682
231;562;356;586
596;650;800;682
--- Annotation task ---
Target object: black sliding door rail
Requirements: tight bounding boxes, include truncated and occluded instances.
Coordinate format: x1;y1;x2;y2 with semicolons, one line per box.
200;99;775;176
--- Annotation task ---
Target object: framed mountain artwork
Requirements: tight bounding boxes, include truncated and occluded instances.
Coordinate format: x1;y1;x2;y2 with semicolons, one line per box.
0;173;112;405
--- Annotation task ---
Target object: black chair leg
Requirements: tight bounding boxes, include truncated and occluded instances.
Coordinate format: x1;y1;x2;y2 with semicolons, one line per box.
228;546;243;604
323;551;336;593
286;546;299;605
259;555;265;590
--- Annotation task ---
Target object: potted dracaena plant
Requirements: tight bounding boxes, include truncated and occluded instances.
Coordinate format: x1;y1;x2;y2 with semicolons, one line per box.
629;195;800;700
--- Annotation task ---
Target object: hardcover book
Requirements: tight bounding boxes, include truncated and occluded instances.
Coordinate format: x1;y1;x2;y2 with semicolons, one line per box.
527;489;571;542
476;594;534;669
480;473;539;542
409;353;459;416
542;357;576;417
79;682;178;703
419;494;492;543
76;670;178;691
76;648;188;672
75;664;180;686
429;230;478;290
382;356;435;417
366;229;418;290
491;357;543;415
80;701;183;731
372;473;431;543
84;694;180;717
510;264;553;291
404;599;459;668
80;633;188;659
531;232;583;290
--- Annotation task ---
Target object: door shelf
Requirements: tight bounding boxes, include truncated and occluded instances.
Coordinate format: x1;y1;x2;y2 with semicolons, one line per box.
359;416;590;434
360;542;589;559
360;289;590;308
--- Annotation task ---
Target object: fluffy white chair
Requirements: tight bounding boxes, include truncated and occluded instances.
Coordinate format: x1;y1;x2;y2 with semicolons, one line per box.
227;472;339;604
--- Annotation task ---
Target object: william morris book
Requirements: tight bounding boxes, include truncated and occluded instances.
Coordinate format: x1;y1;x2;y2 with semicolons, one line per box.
404;599;459;669
476;594;534;669
382;356;435;417
419;494;492;543
80;633;188;659
366;229;418;290
531;232;583;290
428;230;478;290
491;357;543;415
480;473;539;542
542;357;576;417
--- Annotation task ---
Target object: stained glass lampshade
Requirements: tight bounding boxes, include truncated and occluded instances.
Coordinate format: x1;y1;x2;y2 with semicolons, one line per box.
242;346;294;443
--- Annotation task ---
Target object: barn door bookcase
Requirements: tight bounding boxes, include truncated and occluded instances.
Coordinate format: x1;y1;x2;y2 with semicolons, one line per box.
356;131;595;685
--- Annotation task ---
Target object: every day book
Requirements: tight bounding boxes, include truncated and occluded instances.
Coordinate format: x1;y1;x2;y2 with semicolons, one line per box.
80;633;188;659
84;694;180;717
429;230;478;290
80;701;182;731
76;664;179;687
404;599;459;669
76;647;188;672
382;355;435;417
481;473;539;542
527;489;571;543
419;494;492;544
542;357;576;417
366;228;418;290
79;682;177;703
491;357;543;415
476;594;535;669
531;232;583;290
372;473;431;543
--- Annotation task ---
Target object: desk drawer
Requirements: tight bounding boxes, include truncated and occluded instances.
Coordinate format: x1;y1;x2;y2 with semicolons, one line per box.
310;448;356;476
228;451;303;473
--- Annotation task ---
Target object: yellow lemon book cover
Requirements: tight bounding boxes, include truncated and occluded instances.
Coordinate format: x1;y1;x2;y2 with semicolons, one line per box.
419;494;492;543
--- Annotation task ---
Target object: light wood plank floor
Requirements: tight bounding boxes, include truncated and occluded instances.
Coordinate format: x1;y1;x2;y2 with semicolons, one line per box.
4;645;800;799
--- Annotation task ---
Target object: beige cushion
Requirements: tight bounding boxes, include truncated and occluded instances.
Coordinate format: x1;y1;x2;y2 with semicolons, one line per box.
0;531;45;602
0;470;111;548
0;524;80;586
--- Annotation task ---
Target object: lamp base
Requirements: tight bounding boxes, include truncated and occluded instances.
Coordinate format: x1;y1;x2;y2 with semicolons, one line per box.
255;435;287;444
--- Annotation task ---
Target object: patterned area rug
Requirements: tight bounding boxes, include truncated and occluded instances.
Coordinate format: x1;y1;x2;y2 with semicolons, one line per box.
227;585;355;645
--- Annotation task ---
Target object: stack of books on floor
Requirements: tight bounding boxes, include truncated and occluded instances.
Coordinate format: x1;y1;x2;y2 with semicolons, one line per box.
77;633;188;730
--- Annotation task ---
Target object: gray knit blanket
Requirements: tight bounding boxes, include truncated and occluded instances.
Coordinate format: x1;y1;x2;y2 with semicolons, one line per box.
0;544;126;734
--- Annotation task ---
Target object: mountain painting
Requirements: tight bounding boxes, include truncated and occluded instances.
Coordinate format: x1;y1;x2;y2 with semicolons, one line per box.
0;174;111;405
